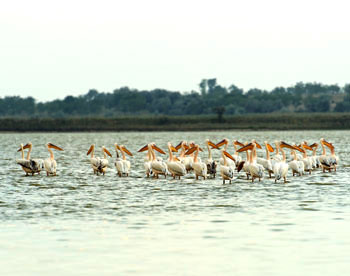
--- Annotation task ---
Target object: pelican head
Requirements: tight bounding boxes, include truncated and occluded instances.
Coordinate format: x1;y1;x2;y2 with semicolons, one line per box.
120;145;133;156
252;139;262;149
233;140;244;147
206;139;219;149
102;146;112;157
264;141;274;152
47;143;64;151
17;143;24;152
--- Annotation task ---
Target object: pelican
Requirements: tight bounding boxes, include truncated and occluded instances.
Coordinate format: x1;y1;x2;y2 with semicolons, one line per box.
138;143;154;177
175;141;188;162
119;144;133;176
309;143;321;169
273;141;296;183
150;143;168;178
220;150;236;184
273;141;282;162
257;141;274;178
138;143;167;178
185;144;207;180
167;142;186;179
319;138;338;172
43;143;64;176
232;140;244;167
237;142;251;179
176;141;194;173
16;142;44;175
114;143;125;177
205;139;219;178
87;144;112;175
300;142;313;174
237;142;264;182
216;138;236;169
289;147;304;176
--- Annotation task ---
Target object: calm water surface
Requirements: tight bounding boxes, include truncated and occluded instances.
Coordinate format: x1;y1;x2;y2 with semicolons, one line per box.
1;131;350;275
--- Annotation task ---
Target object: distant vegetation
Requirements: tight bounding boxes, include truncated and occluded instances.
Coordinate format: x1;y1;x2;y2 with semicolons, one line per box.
1;113;350;131
1;79;350;118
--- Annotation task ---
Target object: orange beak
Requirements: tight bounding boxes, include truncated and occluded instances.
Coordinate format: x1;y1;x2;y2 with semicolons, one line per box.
280;141;295;150
223;151;235;161
121;146;133;156
216;139;227;148
234;140;244;147
208;140;219;149
185;147;197;155
103;147;112;157
152;144;166;154
266;143;274;152
48;143;64;151
175;141;183;151
237;143;253;152
138;144;149;152
87;145;94;155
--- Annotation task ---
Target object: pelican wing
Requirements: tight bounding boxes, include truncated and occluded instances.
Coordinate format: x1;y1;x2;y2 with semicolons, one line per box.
16;159;33;170
250;163;264;178
44;158;57;174
152;160;167;174
99;158;109;170
90;157;100;170
193;162;207;177
168;161;186;176
220;165;234;180
115;159;124;173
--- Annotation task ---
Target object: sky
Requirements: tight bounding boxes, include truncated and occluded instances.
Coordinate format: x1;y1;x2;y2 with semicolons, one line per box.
1;0;350;102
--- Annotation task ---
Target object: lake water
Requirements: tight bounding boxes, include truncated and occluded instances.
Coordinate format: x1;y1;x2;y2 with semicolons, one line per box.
1;131;349;275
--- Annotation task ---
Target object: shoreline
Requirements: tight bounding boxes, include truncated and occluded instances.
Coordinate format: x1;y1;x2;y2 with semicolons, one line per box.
1;113;349;132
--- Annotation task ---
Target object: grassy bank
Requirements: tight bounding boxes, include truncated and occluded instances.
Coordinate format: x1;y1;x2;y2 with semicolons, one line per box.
1;113;350;131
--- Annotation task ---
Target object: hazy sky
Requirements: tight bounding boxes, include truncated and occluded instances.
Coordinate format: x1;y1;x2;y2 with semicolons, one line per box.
1;0;350;102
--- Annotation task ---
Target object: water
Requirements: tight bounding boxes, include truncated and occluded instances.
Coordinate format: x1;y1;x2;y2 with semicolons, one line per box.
1;131;349;275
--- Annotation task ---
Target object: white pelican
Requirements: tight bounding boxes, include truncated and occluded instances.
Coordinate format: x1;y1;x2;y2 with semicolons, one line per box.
138;143;167;178
329;143;339;171
232;140;244;166
138;143;155;177
237;142;264;182
216;138;236;169
273;141;282;162
87;144;112;175
319;138;338;172
176;141;194;173
175;141;187;162
273;141;296;183
309;143;321;169
114;143;126;177
43;143;64;176
167;142;186;179
220;150;236;184
300;142;313;174
16;142;44;175
119;144;133;176
185;144;207;180
138;142;168;178
150;143;168;178
289;147;304;176
237;142;251;179
257;141;274;178
205;139;219;178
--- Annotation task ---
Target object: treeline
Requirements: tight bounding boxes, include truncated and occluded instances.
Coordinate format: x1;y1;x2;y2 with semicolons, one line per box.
1;79;350;118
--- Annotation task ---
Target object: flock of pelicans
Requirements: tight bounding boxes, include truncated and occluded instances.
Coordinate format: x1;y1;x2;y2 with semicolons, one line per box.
16;138;339;184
